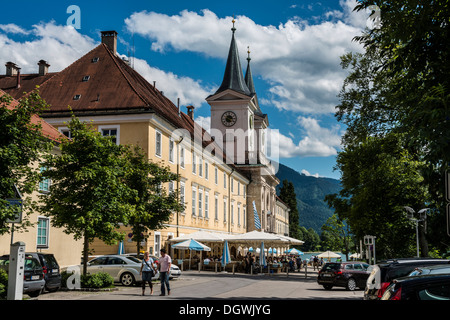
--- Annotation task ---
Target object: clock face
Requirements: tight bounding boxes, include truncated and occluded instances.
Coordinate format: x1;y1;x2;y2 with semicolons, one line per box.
221;111;237;127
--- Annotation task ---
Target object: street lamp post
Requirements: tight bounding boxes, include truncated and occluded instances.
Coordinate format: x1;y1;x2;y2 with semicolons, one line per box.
404;207;429;258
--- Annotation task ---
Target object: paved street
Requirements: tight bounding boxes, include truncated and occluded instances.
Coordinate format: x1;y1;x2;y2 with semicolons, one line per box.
37;269;364;301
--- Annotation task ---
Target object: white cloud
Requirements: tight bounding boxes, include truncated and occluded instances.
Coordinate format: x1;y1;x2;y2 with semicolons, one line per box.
0;21;209;108
0;23;30;35
0;22;97;73
267;116;343;158
301;169;320;178
124;1;366;114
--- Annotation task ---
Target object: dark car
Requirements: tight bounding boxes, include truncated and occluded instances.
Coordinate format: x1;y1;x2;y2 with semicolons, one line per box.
28;253;61;292
0;254;45;297
317;261;370;291
364;258;450;300
381;274;450;300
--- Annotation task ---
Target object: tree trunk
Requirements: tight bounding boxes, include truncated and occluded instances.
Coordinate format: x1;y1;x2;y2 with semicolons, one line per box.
83;233;89;276
419;222;429;257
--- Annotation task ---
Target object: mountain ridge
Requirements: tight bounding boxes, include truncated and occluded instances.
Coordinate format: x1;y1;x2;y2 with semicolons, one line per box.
275;162;342;234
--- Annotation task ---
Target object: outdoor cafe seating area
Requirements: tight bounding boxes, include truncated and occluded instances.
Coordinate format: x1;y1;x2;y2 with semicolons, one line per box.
168;230;310;275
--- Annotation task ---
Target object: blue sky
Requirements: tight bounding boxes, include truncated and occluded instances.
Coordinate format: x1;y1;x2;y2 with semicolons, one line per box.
0;0;370;180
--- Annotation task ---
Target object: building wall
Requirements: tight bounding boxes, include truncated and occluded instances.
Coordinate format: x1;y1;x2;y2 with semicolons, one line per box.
45;111;249;258
0;148;84;268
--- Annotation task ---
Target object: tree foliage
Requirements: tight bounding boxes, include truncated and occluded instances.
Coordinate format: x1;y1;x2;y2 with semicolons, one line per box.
123;145;183;255
331;0;450;257
39;115;136;275
278;179;301;240
0;90;52;234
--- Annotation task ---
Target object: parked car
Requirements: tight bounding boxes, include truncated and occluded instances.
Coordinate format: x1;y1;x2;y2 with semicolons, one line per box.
364;258;450;300
27;253;61;292
381;274;450;300
317;261;370;291
407;264;450;277
84;254;159;286
0;254;45;297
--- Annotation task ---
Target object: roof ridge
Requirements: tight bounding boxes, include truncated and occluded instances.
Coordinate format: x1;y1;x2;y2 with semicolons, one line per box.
102;43;150;108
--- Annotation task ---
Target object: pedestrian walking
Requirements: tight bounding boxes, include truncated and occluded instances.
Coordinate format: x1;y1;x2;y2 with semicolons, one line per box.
139;251;156;296
158;248;172;296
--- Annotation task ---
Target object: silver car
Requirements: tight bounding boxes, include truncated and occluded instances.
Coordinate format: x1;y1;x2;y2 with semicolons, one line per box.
86;255;159;286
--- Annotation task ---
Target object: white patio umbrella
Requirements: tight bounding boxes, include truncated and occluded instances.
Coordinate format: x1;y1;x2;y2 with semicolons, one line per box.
172;238;211;270
285;248;304;255
317;251;341;259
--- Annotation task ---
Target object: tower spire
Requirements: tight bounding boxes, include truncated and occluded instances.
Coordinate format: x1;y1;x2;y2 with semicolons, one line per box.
245;46;256;94
214;17;251;96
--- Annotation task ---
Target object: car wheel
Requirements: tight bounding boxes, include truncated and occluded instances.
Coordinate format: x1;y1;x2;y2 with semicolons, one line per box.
120;272;136;286
323;284;333;290
346;278;357;291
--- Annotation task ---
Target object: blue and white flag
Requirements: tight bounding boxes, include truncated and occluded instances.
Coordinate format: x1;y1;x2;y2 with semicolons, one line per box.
252;201;261;230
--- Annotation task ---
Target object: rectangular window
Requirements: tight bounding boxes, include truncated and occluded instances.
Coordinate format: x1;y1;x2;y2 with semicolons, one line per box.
243;208;246;228
238;181;240;195
155;130;162;157
180;148;185;168
168;181;174;194
223;172;226;189
238;204;241;226
60;128;72;139
180;182;185;211
99;126;120;145
231;201;234;224
39;167;50;192
192;153;196;174
215;195;219;220
199;158;203;177
223;198;227;222
205;161;209;180
37;217;49;248
205;191;209;219
215;167;218;185
198;189;203;217
192;187;197;216
169;138;174;163
231;178;234;193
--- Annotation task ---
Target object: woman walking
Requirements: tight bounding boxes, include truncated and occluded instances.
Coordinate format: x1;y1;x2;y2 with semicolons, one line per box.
140;252;156;296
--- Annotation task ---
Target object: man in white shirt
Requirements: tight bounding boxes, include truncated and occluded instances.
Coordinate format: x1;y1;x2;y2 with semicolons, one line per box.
158;248;172;296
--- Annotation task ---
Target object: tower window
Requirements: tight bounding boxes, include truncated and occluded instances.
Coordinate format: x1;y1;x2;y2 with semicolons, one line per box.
73;94;81;100
92;57;99;63
82;75;90;82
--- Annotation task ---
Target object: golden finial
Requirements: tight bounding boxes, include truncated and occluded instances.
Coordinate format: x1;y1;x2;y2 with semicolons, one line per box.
247;46;251;61
231;14;236;33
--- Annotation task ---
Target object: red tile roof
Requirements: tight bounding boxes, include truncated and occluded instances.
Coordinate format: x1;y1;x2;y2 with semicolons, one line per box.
0;89;64;143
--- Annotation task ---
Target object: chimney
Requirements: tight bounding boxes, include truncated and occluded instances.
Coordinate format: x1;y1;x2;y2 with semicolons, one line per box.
186;105;195;120
101;30;118;55
5;61;20;76
38;60;50;76
16;68;21;89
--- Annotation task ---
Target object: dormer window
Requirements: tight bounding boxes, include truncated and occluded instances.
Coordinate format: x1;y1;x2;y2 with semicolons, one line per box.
92;57;99;63
82;75;90;82
73;94;81;100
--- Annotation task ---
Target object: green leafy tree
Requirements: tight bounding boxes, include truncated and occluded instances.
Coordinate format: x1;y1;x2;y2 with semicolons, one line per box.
320;214;353;259
123;145;183;255
326;133;430;259
278;180;301;241
337;1;450;253
299;226;321;252
39;115;136;275
0;90;52;234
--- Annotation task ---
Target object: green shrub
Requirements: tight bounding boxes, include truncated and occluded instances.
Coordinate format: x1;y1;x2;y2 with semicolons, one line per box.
0;269;8;299
81;272;114;288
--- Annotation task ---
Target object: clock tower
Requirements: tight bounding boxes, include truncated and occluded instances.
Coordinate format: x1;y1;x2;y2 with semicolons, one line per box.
206;20;267;165
206;19;279;233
